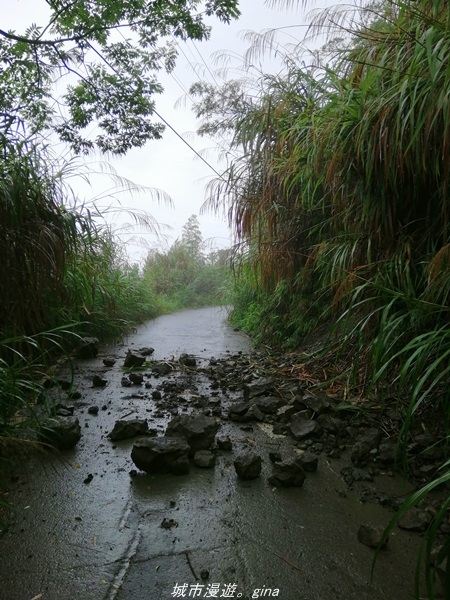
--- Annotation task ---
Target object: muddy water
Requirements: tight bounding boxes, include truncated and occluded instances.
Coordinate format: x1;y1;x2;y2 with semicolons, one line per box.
0;307;420;600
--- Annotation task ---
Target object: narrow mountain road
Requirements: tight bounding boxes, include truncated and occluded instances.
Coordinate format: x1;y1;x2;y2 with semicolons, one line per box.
0;307;421;600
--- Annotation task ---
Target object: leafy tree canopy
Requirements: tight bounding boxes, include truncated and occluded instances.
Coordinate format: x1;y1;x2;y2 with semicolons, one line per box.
1;0;240;154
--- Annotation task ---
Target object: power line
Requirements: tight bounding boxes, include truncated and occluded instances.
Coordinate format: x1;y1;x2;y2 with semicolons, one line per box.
188;40;222;87
85;39;226;181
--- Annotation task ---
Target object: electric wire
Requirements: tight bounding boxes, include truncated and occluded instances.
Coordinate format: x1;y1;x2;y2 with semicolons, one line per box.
85;39;226;181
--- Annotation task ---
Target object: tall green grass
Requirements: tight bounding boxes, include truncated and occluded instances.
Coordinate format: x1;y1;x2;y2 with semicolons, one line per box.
192;1;450;594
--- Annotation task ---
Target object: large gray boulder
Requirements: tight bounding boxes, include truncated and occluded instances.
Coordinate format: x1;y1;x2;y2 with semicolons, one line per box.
165;414;219;454
131;437;190;475
39;416;81;449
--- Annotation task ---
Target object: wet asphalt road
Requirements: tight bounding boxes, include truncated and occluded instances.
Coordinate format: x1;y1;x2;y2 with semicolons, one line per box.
0;307;421;600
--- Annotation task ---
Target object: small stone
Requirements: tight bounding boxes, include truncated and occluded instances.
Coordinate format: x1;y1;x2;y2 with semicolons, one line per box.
161;518;178;529
200;570;209;580
296;452;319;472
129;372;144;385
76;337;99;359
103;357;116;367
139;347;155;356
131;437;190;475
121;376;132;387
166;414;220;454
268;458;306;487
124;349;146;368
179;353;197;367
289;419;322;441
234;452;262;480
398;508;432;532
38;416;81;450
351;428;380;466
152;390;162;400
109;419;150;441
217;435;232;451
357;523;388;549
83;474;94;484
194;450;216;468
269;451;282;463
272;423;288;435
88;406;99;415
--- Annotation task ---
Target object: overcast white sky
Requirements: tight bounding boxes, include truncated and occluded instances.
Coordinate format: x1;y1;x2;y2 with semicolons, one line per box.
4;0;336;261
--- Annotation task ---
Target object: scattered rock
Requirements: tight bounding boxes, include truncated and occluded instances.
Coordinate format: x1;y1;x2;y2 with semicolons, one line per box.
316;414;343;433
87;406;99;415
357;523;388;549
139;347;155;356
58;379;71;390
166;414;220;454
129;373;144;385
131;437;190;475
398;508;432;532
92;375;107;388
103;357;116;367
228;402;250;421
269;450;282;463
152;390;162;400
217;435;232;451
351;428;381;466
55;404;74;417
76;337;99;359
152;362;173;376
254;396;283;414
243;377;275;401
194;450;216;468
296;452;319;472
289;419;322;441
39;416;81;450
121;376;132;387
272;423;288;435
303;392;332;415
179;353;197;367
268;458;306;487
246;404;265;421
109;419;150;441
161;518;178;529
234;451;262;480
124;349;146;368
83;474;94;484
378;440;399;464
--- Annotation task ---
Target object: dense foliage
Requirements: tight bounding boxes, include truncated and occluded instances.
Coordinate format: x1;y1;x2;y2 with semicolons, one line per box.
193;0;450;411
190;0;450;594
0;1;240;438
2;0;240;154
144;214;232;311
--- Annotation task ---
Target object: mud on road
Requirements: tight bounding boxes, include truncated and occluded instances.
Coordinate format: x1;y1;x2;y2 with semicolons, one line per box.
0;307;424;600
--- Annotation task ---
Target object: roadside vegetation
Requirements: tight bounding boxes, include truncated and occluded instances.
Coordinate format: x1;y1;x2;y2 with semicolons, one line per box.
0;0;239;517
143;214;232;313
191;0;450;595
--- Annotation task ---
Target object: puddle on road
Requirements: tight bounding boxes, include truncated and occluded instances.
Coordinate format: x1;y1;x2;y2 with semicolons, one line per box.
0;307;423;600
